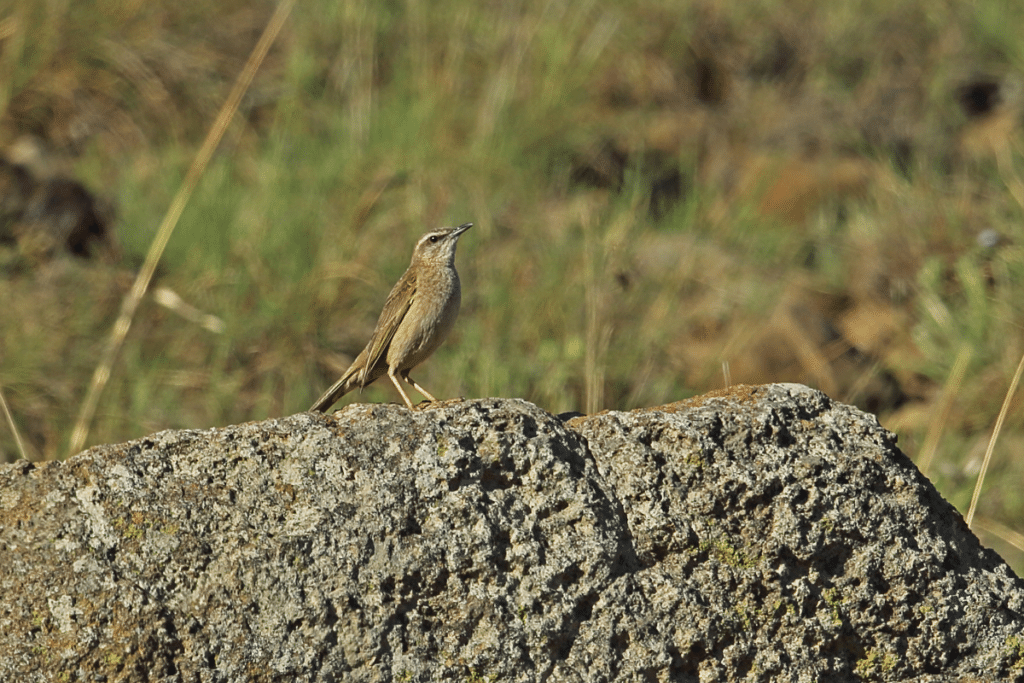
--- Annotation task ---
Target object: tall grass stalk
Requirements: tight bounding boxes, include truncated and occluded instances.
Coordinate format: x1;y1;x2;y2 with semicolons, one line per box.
973;516;1024;554
582;208;606;415
0;13;25;118
917;344;972;477
66;0;296;456
966;349;1024;528
0;383;28;461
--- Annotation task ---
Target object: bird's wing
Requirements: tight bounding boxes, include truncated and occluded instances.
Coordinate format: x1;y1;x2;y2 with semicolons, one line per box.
359;269;416;387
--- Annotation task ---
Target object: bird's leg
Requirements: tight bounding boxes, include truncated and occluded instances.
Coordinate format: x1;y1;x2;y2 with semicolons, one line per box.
387;367;417;410
402;371;438;403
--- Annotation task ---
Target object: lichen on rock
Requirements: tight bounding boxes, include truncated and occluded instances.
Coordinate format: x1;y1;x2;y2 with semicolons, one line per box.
1;385;1021;682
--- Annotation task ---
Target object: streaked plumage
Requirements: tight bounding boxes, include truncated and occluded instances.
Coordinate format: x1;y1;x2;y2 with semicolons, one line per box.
310;223;471;411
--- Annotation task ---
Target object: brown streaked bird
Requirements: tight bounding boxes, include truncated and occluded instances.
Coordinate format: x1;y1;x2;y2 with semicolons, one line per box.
310;223;472;412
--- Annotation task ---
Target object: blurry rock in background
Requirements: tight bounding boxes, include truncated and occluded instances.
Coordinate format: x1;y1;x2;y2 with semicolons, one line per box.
0;136;117;264
955;73;1023;165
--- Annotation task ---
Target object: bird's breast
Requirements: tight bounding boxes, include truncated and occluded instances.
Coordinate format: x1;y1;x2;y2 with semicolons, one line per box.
387;268;461;369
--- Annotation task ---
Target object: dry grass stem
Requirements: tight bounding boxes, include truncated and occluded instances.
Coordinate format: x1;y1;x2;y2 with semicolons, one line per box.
153;287;226;334
966;349;1024;528
0;383;28;462
917;344;972;477
66;0;296;457
972;515;1024;554
996;140;1024;212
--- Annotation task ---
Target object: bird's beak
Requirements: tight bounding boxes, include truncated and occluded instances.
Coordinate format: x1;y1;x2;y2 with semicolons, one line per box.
453;222;473;236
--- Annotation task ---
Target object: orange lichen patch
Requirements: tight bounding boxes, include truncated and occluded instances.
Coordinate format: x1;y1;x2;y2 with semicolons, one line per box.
567;385;768;424
662;383;766;412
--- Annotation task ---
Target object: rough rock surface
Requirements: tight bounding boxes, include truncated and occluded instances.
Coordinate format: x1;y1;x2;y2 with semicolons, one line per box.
1;384;1022;682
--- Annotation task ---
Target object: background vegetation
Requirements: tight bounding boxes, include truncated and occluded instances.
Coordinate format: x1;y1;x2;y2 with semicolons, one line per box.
0;0;1022;572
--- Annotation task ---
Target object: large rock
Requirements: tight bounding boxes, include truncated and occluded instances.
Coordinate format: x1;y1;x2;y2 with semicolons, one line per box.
1;384;1021;682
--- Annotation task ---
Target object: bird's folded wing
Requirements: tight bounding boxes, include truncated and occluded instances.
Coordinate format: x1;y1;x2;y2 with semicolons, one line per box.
359;272;416;387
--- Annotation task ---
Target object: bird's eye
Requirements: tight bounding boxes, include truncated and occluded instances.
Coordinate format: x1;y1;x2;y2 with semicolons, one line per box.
429;235;440;243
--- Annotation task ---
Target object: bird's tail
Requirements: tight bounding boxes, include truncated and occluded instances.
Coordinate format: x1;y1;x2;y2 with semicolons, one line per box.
309;369;360;412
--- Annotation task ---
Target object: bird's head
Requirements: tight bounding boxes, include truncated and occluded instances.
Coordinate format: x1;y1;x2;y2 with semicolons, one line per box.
411;222;472;266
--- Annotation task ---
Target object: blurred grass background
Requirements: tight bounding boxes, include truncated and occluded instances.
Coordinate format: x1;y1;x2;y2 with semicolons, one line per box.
0;0;1023;572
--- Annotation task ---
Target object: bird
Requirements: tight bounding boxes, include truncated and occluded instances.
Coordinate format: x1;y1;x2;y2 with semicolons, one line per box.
310;222;472;412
